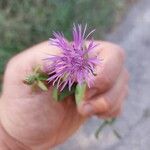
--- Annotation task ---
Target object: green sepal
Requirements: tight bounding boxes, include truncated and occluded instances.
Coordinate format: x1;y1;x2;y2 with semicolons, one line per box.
52;86;59;101
75;83;86;105
58;85;76;101
52;84;76;102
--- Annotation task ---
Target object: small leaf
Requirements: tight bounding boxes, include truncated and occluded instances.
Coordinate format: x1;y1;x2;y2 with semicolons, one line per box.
24;74;36;85
52;86;59;101
75;83;86;105
37;80;48;91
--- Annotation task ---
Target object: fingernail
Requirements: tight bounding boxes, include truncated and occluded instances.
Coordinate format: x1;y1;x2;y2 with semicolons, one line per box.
82;104;94;116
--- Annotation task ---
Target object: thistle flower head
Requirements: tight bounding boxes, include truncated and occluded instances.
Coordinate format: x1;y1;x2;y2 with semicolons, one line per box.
45;24;100;91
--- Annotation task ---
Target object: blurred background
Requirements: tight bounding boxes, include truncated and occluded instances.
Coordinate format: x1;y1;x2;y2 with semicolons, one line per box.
2;0;150;150
0;0;134;89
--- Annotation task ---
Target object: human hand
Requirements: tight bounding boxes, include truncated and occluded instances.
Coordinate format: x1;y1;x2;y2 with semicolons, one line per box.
0;41;128;150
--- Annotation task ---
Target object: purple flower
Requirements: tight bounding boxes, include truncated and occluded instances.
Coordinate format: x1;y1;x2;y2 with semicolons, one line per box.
45;24;100;91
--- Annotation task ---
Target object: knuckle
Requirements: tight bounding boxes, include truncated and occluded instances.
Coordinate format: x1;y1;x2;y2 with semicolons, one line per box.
92;96;110;114
102;95;112;111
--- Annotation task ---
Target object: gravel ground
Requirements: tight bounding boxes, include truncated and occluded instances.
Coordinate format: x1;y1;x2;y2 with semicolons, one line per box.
55;0;150;149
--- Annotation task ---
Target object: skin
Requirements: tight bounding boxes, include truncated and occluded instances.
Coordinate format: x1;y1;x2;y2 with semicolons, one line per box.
0;41;129;150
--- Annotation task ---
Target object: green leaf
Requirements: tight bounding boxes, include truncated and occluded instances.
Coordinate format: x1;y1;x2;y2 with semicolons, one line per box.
37;80;48;91
75;83;86;105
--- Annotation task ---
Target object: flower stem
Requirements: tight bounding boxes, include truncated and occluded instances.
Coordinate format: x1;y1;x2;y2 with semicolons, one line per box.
95;121;108;139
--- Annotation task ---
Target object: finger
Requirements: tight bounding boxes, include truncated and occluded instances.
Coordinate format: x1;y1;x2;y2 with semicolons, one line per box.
97;85;128;118
107;84;128;114
99;107;122;119
89;41;125;93
78;68;128;116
